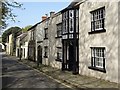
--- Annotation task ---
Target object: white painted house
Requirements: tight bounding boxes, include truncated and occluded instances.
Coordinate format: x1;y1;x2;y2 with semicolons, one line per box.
16;33;28;59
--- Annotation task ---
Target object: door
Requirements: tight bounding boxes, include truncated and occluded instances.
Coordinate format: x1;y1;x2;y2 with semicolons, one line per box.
62;40;74;71
62;40;79;74
37;45;42;64
68;42;74;71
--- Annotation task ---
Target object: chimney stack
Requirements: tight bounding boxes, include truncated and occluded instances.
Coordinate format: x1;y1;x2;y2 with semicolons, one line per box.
42;16;47;21
50;11;55;17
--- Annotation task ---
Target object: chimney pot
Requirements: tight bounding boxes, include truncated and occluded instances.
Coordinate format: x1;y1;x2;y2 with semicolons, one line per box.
42;16;47;21
50;11;55;17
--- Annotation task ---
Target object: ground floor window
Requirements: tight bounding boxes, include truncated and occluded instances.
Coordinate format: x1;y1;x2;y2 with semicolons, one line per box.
56;47;62;62
44;46;48;58
88;47;106;73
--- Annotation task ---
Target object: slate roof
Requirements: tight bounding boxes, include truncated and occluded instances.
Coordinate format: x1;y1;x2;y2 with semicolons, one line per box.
17;33;27;40
61;0;80;12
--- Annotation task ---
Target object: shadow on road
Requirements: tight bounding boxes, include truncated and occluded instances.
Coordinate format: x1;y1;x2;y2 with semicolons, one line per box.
2;76;17;88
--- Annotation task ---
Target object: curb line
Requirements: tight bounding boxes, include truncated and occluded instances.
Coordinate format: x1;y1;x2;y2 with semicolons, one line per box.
17;60;76;89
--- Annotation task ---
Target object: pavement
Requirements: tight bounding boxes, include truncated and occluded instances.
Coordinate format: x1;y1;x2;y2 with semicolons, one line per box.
17;57;119;89
2;53;72;89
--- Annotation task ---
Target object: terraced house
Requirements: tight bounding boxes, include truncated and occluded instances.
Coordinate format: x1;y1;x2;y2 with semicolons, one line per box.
27;0;120;83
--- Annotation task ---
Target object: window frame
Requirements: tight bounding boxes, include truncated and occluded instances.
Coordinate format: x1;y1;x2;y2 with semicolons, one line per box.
44;28;48;39
88;47;106;73
56;23;62;38
55;47;62;62
89;6;106;34
44;46;48;58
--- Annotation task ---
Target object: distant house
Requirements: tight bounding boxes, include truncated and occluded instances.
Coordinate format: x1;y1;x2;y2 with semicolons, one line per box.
27;26;36;61
0;43;5;51
16;33;28;59
0;37;5;51
5;34;13;55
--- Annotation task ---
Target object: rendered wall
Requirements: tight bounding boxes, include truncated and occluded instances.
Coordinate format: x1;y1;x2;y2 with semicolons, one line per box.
79;1;118;83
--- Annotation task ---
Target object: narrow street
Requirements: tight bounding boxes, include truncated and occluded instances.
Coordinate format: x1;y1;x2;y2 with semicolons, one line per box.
2;52;71;88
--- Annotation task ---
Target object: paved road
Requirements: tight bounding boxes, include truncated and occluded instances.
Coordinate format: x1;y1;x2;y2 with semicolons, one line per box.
2;53;70;88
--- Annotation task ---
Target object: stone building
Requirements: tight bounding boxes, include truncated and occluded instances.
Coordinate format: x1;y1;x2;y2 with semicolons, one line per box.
28;0;120;83
27;25;36;61
16;33;28;59
35;11;62;68
78;0;119;83
6;34;13;55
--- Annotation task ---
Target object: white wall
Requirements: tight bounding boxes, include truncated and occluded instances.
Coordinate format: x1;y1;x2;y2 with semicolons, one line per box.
79;1;118;83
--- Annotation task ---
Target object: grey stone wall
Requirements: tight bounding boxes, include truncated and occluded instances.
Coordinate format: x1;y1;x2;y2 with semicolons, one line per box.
79;1;118;83
35;13;62;69
48;13;62;69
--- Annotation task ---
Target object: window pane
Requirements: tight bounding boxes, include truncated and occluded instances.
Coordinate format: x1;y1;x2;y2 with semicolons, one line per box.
91;47;105;69
91;7;105;31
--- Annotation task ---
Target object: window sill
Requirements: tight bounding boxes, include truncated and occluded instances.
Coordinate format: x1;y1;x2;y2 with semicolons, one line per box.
88;66;106;73
55;36;62;39
55;59;62;62
44;56;48;58
88;29;106;34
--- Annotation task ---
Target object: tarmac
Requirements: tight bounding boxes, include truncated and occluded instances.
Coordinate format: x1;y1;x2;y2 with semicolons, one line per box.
12;57;119;89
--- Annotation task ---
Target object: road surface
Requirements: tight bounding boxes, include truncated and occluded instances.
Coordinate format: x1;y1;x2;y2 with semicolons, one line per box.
2;52;71;89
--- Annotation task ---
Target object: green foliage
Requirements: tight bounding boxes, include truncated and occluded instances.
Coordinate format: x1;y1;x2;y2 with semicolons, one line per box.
22;25;32;32
1;0;23;29
2;26;22;43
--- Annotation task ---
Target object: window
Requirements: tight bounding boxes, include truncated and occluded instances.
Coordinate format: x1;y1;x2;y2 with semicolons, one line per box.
56;47;62;62
56;23;62;38
31;31;34;40
76;9;79;33
62;11;68;34
44;28;48;39
69;10;74;33
88;47;106;73
44;46;48;58
89;7;106;34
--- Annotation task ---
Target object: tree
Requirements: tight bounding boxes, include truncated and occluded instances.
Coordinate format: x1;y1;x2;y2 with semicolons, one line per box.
1;0;23;29
2;26;22;43
22;25;32;32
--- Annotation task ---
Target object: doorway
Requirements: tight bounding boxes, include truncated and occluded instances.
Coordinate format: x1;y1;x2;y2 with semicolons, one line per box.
68;42;74;71
37;45;42;64
62;40;79;74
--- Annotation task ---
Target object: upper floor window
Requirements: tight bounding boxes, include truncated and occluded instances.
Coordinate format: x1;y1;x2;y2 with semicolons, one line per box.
56;23;62;38
31;31;34;40
89;7;106;34
62;11;68;34
89;47;106;73
69;10;74;33
44;28;48;39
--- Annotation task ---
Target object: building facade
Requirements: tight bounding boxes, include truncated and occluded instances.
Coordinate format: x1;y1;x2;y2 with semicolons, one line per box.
27;0;119;83
27;26;36;61
16;33;28;59
6;34;13;55
79;1;119;83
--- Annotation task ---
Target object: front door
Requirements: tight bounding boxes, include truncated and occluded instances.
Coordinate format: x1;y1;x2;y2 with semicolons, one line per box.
68;42;74;71
37;45;42;64
62;40;79;74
